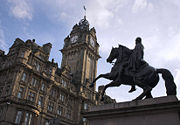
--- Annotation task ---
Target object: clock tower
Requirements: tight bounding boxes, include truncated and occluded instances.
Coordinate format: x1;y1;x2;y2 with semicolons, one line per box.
60;16;100;94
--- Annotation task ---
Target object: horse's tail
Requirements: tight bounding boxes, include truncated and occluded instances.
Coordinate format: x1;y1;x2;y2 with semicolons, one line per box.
156;68;176;95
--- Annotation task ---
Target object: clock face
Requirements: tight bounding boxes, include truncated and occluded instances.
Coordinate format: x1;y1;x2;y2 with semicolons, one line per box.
90;37;95;47
71;35;78;43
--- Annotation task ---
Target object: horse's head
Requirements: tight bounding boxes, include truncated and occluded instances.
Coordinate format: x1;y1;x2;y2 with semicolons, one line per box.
106;47;119;63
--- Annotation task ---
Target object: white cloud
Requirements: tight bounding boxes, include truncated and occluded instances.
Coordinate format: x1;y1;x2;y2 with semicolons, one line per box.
0;25;8;53
34;0;83;27
171;0;180;10
8;0;32;20
156;28;180;61
87;0;114;29
97;0;129;12
132;0;154;13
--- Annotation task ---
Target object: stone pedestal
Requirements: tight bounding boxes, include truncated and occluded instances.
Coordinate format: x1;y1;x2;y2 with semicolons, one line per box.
83;96;180;125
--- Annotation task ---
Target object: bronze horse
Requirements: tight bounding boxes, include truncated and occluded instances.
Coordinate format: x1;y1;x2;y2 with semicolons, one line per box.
90;45;176;101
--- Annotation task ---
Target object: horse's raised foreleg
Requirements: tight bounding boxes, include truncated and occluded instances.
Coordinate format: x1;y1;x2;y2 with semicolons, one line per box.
89;73;111;88
101;81;120;101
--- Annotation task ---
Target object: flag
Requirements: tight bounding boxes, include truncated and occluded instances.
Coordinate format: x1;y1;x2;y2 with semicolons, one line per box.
83;6;86;11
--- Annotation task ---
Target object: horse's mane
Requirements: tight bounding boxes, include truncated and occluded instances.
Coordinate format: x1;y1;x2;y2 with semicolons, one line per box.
118;45;132;55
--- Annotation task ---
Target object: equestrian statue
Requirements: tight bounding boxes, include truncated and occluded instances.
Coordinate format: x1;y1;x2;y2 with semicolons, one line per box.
89;37;177;101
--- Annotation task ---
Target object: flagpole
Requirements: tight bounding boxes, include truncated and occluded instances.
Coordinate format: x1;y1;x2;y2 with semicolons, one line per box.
83;5;86;19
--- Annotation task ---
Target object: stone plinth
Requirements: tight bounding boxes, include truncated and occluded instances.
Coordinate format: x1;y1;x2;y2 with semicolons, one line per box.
83;96;180;125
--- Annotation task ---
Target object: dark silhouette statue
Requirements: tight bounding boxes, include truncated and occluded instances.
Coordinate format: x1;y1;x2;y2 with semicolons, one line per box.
90;37;177;101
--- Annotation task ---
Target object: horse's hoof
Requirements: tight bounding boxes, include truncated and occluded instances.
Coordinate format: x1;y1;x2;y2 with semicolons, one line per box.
89;83;94;88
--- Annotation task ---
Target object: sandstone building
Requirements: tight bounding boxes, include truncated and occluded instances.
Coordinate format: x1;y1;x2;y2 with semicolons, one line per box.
0;17;115;125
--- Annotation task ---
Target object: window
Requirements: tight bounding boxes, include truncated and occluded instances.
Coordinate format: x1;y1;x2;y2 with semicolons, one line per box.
36;64;40;71
45;120;50;125
86;56;93;81
59;93;64;102
84;103;88;110
62;79;67;88
50;89;56;98
27;91;35;102
37;54;44;60
20;51;24;58
57;106;63;115
89;58;93;80
15;111;22;124
34;61;40;71
83;117;87;122
31;78;38;87
17;87;24;99
41;83;45;91
38;96;43;107
66;109;71;119
83;117;87;125
21;72;27;81
49;68;52;74
24;112;32;125
48;102;54;112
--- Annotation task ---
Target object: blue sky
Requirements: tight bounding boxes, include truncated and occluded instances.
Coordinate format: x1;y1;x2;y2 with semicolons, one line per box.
0;0;180;102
